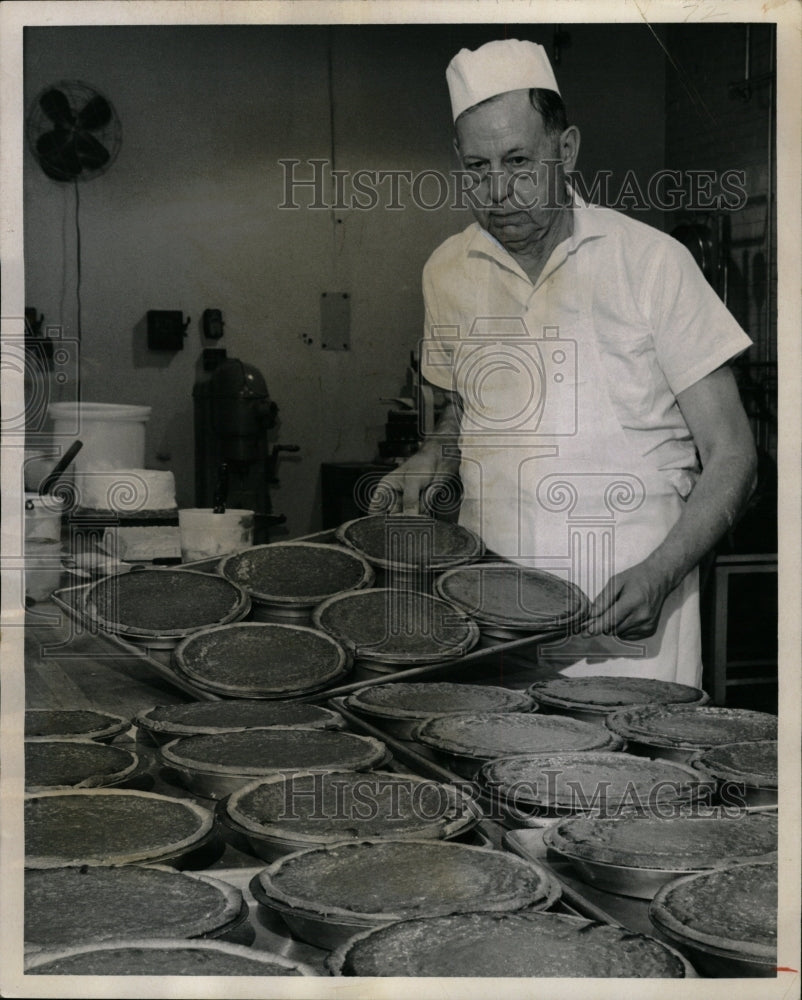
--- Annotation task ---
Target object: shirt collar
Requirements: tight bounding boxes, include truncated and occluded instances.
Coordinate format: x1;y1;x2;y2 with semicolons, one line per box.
465;182;608;284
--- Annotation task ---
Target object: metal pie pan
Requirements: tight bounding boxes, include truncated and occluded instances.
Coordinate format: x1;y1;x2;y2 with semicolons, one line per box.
249;847;562;952
171;621;353;699
24;710;131;744
160;735;393;800
83;568;251;639
135;704;345;747
604;707;778;764
336;515;484;574
434;562;589;630
541;830;712;900
325;911;698;978
249;882;386;951
648;907;777;978
218;541;375;608
648;862;777;977
24;738;140;793
218;777;482;862
24;937;319;976
477;755;716;821
312;588;481;666
420;731;626;781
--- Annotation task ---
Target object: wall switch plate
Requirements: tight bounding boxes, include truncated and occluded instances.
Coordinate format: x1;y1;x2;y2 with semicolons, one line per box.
320;292;350;351
147;310;188;351
202;308;224;340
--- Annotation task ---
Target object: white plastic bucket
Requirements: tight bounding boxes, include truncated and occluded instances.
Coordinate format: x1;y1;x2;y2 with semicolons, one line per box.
178;508;255;563
48;402;151;473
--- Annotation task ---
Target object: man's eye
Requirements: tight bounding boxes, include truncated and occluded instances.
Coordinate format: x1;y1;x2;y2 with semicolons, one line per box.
507;157;530;167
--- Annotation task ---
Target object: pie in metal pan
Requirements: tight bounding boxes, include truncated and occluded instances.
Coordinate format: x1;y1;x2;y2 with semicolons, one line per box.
24;708;130;743
542;811;778;899
479;751;716;818
336;514;484;572
312;587;480;665
327;909;693;977
414;711;623;778
218;540;374;607
25;864;244;955
159;726;389;799
172;621;351;698
25;938;318;976
435;561;589;631
25;788;215;869
134;699;344;745
605;705;778;762
222;769;480;861
25;738;139;792
528;676;709;723
251;838;560;950
83;567;250;639
344;681;535;739
648;860;778;977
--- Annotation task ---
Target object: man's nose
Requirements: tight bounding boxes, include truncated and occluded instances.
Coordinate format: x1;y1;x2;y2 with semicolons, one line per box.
488;169;511;205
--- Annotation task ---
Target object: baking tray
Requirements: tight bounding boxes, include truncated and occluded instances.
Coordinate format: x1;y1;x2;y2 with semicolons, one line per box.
51;568;564;705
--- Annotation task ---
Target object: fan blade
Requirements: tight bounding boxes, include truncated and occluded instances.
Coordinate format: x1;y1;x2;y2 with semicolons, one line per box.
39;88;75;128
77;94;112;131
74;131;111;172
36;130;82;180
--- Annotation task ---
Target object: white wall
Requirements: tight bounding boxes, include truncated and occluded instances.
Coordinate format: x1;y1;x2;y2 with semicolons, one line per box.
24;23;665;534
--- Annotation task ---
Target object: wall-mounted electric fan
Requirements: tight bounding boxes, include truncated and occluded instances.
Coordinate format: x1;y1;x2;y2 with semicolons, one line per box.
26;80;121;182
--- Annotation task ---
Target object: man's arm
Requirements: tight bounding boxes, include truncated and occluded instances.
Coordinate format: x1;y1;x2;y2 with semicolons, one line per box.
585;364;758;639
369;391;462;514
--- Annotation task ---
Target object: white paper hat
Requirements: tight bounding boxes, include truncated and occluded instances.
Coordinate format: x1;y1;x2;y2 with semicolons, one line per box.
446;39;560;122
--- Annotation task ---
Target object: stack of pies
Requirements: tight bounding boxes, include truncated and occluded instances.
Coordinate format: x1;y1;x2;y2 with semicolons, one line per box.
313;588;479;673
26;939;318;976
24;708;129;743
251;839;560;949
172;622;351;698
218;541;374;622
25;865;245;955
328;910;690;977
25;739;138;791
25;789;215;868
435;562;589;639
336;514;483;574
84;568;250;645
344;681;535;739
649;860;778;976
528;676;708;723
222;770;479;861
159;727;389;799
691;740;778;808
414;712;622;778
479;751;715;819
543;812;778;898
134;699;344;746
606;705;778;762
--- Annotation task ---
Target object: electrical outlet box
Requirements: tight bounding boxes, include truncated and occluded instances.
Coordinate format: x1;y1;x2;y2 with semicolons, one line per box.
320;292;350;351
147;310;187;351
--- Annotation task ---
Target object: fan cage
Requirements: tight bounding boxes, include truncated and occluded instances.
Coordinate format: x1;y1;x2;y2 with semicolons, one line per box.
26;79;122;183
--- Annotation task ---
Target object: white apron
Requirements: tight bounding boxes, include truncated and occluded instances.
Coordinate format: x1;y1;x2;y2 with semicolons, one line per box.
454;245;703;686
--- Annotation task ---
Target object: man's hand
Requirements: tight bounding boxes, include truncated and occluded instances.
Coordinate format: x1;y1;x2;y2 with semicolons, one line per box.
583;557;671;640
369;445;460;515
369;391;463;515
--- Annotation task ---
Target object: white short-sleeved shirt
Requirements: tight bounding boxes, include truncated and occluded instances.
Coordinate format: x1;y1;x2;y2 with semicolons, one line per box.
420;197;752;492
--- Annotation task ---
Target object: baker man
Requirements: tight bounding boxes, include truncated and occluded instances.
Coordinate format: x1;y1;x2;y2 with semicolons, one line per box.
373;39;757;686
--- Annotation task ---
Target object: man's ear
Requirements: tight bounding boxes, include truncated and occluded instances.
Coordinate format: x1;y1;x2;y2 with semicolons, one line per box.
560;125;581;173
